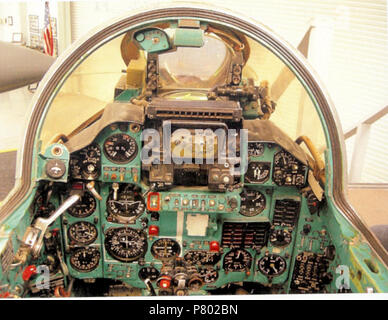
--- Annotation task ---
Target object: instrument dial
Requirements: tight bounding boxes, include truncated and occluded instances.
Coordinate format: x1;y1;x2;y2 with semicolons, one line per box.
70;247;100;272
199;268;219;283
151;238;181;260
248;142;265;157
245;162;271;184
240;189;266;216
104;227;147;262
138;266;160;281
70;143;101;180
106;184;145;223
103;133;138;164
223;249;252;272
269;229;292;247
67;191;96;218
273;150;307;186
258;254;287;276
68;221;98;245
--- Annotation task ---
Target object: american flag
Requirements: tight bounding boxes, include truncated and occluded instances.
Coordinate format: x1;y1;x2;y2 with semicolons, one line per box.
43;1;54;56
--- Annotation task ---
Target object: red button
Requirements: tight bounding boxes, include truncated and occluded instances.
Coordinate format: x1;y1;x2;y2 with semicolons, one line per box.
159;279;171;289
148;225;159;236
209;241;220;252
22;265;37;281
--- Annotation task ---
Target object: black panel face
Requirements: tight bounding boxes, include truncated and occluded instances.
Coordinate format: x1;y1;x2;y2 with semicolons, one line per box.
103;133;138;164
272;150;307;186
222;222;270;249
272;199;300;227
244;162;271;184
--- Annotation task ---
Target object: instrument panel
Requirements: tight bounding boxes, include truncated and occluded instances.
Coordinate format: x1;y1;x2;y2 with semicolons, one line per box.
33;120;334;296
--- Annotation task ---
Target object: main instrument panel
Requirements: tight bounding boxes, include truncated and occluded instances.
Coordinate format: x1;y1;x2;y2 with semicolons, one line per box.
29;116;334;296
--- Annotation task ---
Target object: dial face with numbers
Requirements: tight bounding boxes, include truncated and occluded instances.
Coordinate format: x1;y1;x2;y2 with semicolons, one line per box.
248;142;265;157
103;133;138;164
104;227;147;262
240;189;266;216
68;221;98;245
258;254;287;276
70;247;100;272
67;192;96;218
223;249;252;272
70;143;101;180
151;238;181;260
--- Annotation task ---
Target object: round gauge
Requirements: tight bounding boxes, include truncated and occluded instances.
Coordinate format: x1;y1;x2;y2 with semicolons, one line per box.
248;142;265;157
67;191;96;218
106;185;145;223
138;266;160;281
272;150;307;186
223;249;252;272
240;189;266;216
34;195;55;219
70;247;100;272
78;143;101;179
269;229;292;247
68;221;98;245
183;251;221;265
244;162;271;184
151;238;181;260
199;268;219;283
103;133;138;164
104;227;147;262
258;254;287;276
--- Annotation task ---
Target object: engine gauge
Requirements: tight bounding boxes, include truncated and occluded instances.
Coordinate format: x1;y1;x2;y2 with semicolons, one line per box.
70;143;101;180
70;247;100;272
68;221;98;245
258;254;287;276
199;268;219;283
104;227;147;262
103;133;138;164
151;238;181;260
240;189;266;216
248;142;265;157
138;266;160;281
223;249;252;272
269;229;292;247
183;251;221;265
106;184;145;223
67;191;96;218
245;162;271;184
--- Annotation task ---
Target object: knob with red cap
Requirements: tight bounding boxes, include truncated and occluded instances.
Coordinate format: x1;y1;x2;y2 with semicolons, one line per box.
148;225;159;236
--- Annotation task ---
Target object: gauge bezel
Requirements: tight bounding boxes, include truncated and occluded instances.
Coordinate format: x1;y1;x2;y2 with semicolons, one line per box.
69;247;100;272
68;221;98;245
257;253;287;276
150;238;181;260
104;227;148;262
67;191;97;218
239;189;266;217
223;249;252;272
103;133;138;164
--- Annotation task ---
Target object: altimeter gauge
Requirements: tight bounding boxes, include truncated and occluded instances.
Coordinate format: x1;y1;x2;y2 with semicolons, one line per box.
104;227;147;262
